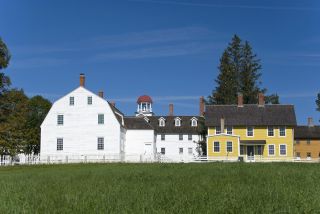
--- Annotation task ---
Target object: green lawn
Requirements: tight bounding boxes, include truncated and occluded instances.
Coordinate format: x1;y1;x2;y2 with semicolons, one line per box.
0;163;320;213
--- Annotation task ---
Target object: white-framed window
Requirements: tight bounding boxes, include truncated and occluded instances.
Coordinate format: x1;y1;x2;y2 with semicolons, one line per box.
57;138;63;151
97;137;104;150
257;145;263;155
175;118;181;127
240;145;244;155
159;119;165;127
215;126;221;134
307;152;311;158
98;114;104;124
179;148;183;154
267;126;274;137
279;126;286;137
69;96;74;106
191;119;198;127
188;134;192;141
226;126;232;135
307;140;311;145
226;141;233;153
161;134;165;141
87;96;92;105
268;144;275;156
296;152;300;158
161;148;165;155
188;148;193;155
279;144;287;156
57;115;64;125
247;127;254;137
179;134;183;141
213;141;220;152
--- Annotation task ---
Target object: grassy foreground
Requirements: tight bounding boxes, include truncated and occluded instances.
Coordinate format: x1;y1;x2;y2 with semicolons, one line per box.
0;163;320;213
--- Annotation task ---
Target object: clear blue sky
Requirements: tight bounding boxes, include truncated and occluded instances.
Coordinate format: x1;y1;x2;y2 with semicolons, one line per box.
1;0;319;124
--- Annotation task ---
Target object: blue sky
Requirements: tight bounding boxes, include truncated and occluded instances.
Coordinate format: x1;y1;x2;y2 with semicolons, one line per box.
1;0;319;124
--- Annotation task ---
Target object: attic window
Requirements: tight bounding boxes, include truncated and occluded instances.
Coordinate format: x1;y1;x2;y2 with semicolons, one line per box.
191;119;198;127
159;118;165;127
175;118;181;127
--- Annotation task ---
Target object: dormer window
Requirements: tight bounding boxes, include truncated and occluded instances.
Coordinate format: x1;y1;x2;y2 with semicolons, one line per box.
175;117;181;127
191;118;198;127
159;118;165;127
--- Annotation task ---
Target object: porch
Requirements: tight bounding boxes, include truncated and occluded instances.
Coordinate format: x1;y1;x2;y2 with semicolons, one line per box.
240;140;266;162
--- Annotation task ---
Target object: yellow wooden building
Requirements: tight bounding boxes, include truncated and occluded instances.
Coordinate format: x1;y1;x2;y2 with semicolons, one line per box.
205;94;297;162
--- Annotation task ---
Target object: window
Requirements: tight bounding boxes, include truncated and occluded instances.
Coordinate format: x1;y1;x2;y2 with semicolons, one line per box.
226;141;233;153
87;96;92;105
159;119;165;127
161;148;165;155
279;145;286;156
267;126;274;136
161;134;165;141
226;127;232;135
214;141;220;152
191;119;197;127
179;134;183;141
240;145;244;155
215;126;221;134
97;137;104;150
175;118;181;127
307;152;311;158
57;115;64;125
279;126;286;137
257;145;262;155
69;96;74;106
57;138;63;151
268;145;275;156
247;127;254;137
295;140;300;144
296;152;300;158
179;148;183;154
188;148;193;155
307;140;311;145
188;134;192;141
98;114;104;124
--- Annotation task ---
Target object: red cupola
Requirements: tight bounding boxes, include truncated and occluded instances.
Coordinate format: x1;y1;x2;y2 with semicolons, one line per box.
136;95;154;117
137;95;153;104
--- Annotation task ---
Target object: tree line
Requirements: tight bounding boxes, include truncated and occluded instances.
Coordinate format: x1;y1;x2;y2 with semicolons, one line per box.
0;37;51;156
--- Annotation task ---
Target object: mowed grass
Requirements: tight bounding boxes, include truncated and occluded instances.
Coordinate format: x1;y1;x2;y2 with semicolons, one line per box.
0;163;320;213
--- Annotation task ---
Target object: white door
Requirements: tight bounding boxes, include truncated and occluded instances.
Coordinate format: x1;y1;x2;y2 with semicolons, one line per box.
144;143;152;155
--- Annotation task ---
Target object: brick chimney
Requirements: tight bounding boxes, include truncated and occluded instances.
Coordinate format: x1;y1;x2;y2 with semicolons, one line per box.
169;104;174;116
238;93;243;107
258;93;265;107
308;117;314;127
220;117;225;133
80;73;85;87
200;96;205;116
98;91;104;98
110;101;116;107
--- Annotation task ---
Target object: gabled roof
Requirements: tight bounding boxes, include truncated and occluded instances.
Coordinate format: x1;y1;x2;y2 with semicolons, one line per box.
123;117;154;130
147;116;203;134
295;126;320;140
205;104;297;126
108;102;124;126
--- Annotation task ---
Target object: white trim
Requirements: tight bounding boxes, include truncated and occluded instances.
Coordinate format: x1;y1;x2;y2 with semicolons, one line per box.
246;126;254;137
268;144;275;156
279;144;287;156
226;126;233;135
175;117;182;127
215;126;221;135
279;126;286;137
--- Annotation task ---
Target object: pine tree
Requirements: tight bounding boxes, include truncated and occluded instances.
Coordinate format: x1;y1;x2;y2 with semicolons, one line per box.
316;93;320;112
208;50;238;104
240;41;263;104
0;38;11;94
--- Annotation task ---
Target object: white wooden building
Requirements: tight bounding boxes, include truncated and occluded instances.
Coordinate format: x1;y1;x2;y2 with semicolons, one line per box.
40;74;203;163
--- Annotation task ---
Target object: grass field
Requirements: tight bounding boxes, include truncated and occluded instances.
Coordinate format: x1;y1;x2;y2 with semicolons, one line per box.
0;163;320;213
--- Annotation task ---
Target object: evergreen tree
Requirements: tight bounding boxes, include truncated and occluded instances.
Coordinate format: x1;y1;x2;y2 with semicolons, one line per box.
0;38;11;93
316;93;320;112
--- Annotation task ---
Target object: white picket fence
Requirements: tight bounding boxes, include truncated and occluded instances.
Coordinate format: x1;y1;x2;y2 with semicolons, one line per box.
1;154;319;166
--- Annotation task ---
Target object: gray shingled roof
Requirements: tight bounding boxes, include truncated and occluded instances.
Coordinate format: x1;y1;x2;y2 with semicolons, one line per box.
146;116;203;134
295;126;320;140
108;102;124;126
205;104;297;126
124;117;154;130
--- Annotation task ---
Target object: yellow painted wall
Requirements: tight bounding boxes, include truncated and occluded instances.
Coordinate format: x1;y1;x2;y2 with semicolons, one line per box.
207;135;239;158
208;126;294;159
